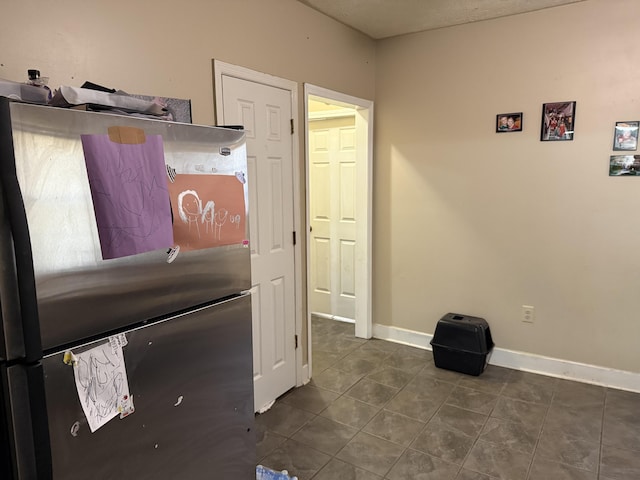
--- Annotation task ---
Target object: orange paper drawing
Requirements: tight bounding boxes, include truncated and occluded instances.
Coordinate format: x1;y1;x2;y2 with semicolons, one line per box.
167;174;246;251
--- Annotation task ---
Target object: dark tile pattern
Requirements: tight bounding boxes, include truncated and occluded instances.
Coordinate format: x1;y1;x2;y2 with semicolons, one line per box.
336;432;405;476
479;417;539;454
260;439;331;480
387;448;459;479
319;395;380;428
363;409;425;447
255;424;287;459
255;317;640;479
412;420;475;464
312;458;383;480
291;416;358;455
309;366;363;393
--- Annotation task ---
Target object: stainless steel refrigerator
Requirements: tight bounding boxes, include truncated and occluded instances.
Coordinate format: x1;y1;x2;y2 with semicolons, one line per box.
0;98;255;479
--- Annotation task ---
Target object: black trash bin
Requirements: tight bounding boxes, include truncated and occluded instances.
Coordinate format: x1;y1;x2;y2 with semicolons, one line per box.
430;313;494;376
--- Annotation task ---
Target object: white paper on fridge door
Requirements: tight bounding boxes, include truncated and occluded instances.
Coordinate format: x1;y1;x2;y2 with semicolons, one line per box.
72;340;133;433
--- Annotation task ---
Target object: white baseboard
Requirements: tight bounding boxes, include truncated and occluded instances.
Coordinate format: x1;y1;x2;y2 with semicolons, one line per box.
373;323;433;350
372;323;640;393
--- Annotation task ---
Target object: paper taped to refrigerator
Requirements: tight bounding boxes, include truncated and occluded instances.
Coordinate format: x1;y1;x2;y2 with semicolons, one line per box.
80;132;174;260
167;174;246;251
72;340;133;433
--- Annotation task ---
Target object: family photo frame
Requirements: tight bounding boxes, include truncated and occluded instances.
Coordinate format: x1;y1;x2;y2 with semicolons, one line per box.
541;101;575;141
496;112;522;133
613;121;639;151
609;155;640;176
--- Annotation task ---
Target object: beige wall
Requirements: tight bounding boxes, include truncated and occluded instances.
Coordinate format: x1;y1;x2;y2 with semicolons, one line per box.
375;0;640;373
0;0;375;126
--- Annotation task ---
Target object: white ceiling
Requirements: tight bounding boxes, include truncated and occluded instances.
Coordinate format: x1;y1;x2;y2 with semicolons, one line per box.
297;0;586;39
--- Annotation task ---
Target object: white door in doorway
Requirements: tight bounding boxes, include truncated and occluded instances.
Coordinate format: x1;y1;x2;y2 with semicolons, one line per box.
218;73;297;413
309;117;357;321
305;85;373;341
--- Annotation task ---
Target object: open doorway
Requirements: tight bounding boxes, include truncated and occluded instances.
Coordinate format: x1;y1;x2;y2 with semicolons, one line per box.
304;84;373;377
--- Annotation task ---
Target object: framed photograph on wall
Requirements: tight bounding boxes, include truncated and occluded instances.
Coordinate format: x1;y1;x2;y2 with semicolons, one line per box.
496;112;522;133
613;121;639;151
609;155;640;176
541;101;576;141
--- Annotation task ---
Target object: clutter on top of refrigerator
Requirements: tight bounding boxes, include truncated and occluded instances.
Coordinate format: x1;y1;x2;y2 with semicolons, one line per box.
0;77;50;104
1;69;192;122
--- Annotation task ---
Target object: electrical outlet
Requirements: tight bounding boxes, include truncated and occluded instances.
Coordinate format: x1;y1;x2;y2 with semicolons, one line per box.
522;305;535;323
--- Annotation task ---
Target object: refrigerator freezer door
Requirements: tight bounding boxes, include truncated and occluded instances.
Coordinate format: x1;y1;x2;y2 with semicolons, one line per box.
2;100;251;354
0;363;52;480
42;295;254;479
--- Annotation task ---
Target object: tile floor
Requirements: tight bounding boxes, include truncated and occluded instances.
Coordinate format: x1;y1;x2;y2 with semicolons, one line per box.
255;317;640;480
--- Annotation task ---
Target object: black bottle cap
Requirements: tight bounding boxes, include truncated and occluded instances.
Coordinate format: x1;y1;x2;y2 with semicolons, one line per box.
28;69;40;80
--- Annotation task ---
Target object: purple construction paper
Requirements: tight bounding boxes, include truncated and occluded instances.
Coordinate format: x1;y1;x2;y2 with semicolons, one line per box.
81;134;174;259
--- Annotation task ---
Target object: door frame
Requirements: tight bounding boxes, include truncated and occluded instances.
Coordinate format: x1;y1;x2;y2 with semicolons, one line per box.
213;60;307;387
304;84;374;361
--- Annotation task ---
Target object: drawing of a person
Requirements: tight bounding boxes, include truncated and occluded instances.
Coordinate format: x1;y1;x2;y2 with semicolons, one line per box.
214;208;229;240
202;200;215;234
178;190;202;237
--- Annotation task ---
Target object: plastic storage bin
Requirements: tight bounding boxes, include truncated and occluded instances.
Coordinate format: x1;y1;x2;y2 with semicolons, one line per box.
430;313;494;376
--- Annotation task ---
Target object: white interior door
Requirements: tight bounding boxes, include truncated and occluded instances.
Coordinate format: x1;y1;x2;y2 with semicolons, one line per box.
309;117;357;321
305;85;374;342
218;73;297;413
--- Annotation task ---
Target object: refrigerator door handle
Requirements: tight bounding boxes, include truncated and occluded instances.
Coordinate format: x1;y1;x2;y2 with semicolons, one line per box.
0;98;43;363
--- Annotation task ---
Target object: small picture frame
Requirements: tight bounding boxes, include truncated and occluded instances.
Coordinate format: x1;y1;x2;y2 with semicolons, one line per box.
496;112;522;133
613;121;639;151
609;155;640;176
541;101;576;141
